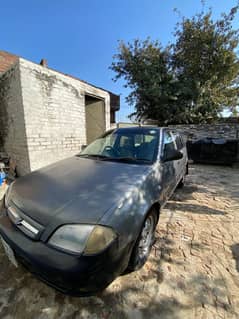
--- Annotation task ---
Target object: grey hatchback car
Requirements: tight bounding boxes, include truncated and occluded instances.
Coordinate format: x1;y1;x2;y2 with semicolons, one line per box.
0;127;188;295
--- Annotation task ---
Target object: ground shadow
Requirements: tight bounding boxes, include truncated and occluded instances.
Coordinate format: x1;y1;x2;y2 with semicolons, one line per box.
165;202;225;215
188;164;239;202
231;244;239;273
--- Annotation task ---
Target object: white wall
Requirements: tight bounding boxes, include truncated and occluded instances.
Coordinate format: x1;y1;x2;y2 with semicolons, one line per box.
0;62;31;175
19;58;111;172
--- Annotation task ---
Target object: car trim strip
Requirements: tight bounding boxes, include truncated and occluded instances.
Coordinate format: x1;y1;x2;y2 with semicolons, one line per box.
20;220;39;235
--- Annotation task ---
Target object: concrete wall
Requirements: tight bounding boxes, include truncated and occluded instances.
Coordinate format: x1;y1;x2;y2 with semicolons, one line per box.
18;58;111;172
168;123;239;141
0;62;31;175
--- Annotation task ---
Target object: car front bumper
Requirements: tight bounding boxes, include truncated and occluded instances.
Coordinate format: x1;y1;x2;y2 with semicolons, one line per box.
0;208;131;296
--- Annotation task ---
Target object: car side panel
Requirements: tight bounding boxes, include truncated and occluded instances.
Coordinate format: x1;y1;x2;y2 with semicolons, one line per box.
101;135;188;255
100;163;164;250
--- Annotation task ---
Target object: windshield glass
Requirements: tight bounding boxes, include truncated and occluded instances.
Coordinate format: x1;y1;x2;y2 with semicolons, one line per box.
79;128;159;164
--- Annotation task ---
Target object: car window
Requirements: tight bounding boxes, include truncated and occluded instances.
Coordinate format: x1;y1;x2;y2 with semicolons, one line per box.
80;129;159;163
162;131;177;154
81;134;117;155
134;134;144;146
120;134;156;148
175;135;184;150
119;135;133;148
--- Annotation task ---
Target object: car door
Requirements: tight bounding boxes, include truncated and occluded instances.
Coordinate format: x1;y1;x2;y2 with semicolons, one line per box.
160;129;178;203
171;131;185;184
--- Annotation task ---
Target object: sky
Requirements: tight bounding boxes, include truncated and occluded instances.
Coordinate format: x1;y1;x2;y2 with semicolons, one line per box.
1;0;238;122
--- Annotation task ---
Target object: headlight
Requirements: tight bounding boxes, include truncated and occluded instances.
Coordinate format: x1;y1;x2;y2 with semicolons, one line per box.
48;224;117;255
84;225;117;255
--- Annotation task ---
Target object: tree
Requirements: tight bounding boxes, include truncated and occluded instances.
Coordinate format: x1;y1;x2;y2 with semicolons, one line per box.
111;39;182;124
111;4;239;124
172;4;239;123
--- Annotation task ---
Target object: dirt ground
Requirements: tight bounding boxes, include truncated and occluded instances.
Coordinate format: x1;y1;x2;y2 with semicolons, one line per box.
0;164;239;319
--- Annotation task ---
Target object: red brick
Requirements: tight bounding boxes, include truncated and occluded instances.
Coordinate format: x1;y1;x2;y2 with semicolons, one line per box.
0;50;18;74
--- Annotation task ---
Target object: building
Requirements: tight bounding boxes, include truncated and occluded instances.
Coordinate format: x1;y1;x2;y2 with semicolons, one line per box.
0;51;120;175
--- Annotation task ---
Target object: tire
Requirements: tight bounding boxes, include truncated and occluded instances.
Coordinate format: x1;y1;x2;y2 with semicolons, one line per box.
177;174;186;188
127;209;157;271
178;163;188;188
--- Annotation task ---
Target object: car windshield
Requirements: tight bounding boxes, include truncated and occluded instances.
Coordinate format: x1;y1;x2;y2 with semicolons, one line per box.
78;128;159;164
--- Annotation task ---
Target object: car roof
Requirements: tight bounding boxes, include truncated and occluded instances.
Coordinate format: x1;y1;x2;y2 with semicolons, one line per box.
102;126;184;139
113;126;162;133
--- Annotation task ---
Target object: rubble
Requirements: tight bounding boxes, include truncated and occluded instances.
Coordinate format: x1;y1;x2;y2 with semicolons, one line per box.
0;153;17;185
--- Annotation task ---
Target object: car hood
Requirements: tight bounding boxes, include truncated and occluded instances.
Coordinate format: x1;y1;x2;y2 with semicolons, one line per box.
9;157;150;227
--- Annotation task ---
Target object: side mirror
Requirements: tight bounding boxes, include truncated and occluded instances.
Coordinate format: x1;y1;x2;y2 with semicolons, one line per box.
162;149;183;162
81;144;87;151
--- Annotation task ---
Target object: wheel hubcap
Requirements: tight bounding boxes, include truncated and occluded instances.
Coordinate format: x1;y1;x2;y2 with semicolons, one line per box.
138;215;154;259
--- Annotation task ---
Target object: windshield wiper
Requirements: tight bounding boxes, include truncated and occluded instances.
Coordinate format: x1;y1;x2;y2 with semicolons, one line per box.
77;154;111;159
77;154;151;163
106;157;151;163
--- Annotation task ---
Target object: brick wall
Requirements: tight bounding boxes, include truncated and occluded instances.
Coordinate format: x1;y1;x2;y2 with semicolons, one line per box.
168;123;239;141
19;58;111;172
0;51;18;74
0;62;31;175
0;53;112;175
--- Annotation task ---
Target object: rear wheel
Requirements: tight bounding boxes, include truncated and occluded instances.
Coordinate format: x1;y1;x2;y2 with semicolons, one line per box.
178;174;186;188
178;162;188;188
127;209;157;271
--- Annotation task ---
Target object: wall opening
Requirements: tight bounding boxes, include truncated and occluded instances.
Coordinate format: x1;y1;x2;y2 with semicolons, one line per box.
85;94;106;144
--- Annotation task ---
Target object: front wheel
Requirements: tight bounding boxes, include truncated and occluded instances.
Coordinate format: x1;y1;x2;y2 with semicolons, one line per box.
127;209;157;271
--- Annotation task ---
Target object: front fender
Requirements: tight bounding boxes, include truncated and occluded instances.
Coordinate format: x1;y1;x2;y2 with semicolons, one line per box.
99;165;163;250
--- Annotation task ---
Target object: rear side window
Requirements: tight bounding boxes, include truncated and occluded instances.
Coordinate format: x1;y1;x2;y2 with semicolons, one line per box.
170;130;185;150
175;135;184;150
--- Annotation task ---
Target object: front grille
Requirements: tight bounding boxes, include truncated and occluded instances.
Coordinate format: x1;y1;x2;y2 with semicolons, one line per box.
7;204;44;240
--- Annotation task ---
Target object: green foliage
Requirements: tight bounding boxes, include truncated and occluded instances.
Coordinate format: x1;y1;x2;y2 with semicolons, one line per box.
111;39;178;124
111;4;239;124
